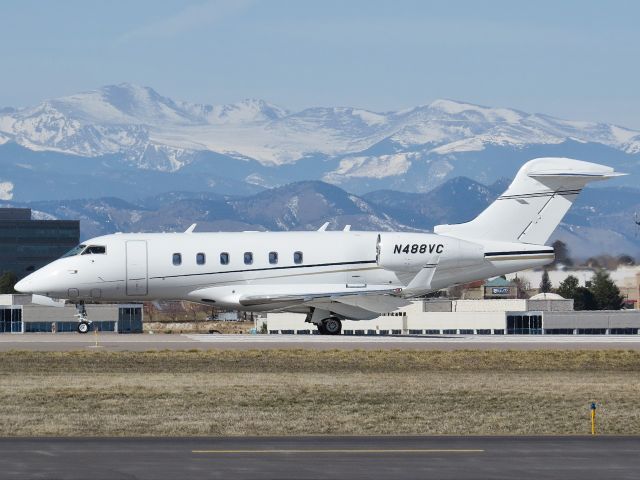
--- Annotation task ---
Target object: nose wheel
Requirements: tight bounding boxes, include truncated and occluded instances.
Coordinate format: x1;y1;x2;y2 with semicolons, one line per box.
77;322;90;334
75;302;92;334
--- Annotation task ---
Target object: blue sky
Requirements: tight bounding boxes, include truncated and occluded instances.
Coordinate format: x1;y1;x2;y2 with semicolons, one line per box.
1;0;639;128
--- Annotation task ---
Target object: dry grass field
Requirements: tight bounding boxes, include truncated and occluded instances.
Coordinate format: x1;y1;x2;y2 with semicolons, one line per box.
0;349;639;436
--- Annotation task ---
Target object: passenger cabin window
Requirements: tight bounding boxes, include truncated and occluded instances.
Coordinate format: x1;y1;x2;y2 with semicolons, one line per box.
269;252;278;264
172;253;182;266
244;252;253;265
82;245;106;255
294;251;303;264
196;253;206;265
220;252;229;265
62;245;86;258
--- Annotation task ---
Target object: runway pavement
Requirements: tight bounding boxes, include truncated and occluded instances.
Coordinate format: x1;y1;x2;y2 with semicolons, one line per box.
0;436;638;479
2;332;640;351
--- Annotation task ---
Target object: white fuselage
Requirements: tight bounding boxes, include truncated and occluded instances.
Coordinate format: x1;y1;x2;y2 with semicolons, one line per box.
15;230;553;314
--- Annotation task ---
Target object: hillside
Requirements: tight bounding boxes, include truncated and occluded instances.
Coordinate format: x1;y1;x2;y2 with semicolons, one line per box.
3;177;639;258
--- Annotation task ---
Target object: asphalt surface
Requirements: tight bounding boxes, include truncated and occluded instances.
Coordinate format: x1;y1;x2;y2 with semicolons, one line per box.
0;436;638;479
2;333;640;351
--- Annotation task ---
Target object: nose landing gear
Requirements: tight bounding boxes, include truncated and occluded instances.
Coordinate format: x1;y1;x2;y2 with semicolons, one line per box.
75;302;92;334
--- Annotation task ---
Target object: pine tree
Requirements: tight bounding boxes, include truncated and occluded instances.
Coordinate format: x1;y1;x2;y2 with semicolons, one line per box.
590;270;625;310
573;287;598;310
539;269;552;293
557;275;579;299
556;275;597;310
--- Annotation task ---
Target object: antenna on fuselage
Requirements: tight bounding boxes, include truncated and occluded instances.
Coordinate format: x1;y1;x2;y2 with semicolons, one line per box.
343;225;351;231
185;223;197;234
317;222;330;231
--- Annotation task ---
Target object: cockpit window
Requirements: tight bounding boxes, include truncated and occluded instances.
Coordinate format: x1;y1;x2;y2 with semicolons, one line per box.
61;244;86;258
82;245;106;255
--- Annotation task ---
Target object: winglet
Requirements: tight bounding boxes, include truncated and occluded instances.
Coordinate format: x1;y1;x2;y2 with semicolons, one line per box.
318;222;330;231
185;223;197;234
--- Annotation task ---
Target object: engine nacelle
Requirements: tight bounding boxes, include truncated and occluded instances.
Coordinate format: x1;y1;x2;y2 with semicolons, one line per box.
376;233;485;272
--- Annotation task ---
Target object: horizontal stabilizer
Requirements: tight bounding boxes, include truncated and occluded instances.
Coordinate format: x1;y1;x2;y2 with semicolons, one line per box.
527;169;626;180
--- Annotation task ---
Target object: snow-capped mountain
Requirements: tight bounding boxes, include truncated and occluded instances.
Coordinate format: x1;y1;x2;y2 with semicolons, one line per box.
0;84;291;171
1;83;639;200
1;83;639;167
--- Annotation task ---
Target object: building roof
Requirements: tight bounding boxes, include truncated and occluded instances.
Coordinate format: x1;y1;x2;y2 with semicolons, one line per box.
530;292;565;300
0;208;30;221
485;277;512;287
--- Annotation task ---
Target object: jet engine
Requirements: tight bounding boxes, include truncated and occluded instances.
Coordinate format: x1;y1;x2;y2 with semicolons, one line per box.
376;233;485;272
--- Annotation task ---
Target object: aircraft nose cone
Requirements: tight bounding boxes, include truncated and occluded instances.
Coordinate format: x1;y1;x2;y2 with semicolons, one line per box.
14;277;31;293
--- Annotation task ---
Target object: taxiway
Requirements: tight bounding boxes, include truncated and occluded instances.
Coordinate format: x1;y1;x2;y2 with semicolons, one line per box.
0;436;638;479
1;333;640;351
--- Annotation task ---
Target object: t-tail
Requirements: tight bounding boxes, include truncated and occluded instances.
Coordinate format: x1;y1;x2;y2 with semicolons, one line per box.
434;157;625;246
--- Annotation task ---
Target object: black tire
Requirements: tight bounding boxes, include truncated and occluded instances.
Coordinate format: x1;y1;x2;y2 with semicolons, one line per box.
316;323;327;335
323;317;342;335
77;322;90;334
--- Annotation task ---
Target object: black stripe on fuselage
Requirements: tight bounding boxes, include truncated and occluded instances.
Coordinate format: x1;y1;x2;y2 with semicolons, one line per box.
485;250;554;257
149;259;378;280
498;189;581;200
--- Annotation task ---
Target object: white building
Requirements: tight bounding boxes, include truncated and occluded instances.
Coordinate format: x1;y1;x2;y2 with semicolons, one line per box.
264;295;640;335
0;294;143;333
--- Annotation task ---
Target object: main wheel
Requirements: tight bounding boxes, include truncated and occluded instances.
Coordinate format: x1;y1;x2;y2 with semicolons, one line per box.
322;317;342;335
77;322;90;334
316;323;327;335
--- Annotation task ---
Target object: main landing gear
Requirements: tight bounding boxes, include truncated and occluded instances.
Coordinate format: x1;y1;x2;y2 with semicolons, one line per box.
75;302;92;334
307;308;343;335
317;317;342;335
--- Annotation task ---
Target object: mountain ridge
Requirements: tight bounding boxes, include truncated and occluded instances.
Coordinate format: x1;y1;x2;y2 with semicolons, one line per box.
1;83;638;183
2;176;639;260
1;83;638;259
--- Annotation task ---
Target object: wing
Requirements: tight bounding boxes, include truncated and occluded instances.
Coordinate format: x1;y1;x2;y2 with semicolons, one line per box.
188;256;441;319
188;284;410;318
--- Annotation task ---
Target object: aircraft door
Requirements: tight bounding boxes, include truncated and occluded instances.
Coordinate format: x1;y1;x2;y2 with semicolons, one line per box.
126;240;148;296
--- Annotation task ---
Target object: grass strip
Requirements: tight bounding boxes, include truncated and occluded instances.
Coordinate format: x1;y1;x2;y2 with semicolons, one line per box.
0;350;638;436
1;349;640;374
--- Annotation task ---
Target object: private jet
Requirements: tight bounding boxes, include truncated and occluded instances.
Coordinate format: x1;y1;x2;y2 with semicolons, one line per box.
15;158;623;334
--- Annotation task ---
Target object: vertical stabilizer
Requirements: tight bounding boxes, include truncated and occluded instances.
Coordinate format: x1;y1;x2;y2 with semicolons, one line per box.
434;158;624;245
